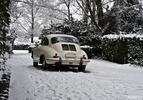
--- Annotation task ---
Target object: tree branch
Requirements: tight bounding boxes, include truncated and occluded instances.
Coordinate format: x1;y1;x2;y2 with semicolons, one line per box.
86;0;101;31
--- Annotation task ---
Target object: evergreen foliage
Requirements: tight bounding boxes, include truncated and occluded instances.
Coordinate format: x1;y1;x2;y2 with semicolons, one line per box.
102;36;143;66
128;37;143;66
102;37;128;64
104;1;143;35
0;0;10;56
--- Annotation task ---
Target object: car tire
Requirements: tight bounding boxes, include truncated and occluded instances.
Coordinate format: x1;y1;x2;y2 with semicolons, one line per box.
78;65;86;72
42;56;47;70
33;62;38;67
52;67;60;71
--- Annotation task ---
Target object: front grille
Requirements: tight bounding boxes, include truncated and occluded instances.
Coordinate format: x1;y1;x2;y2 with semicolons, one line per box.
62;44;76;51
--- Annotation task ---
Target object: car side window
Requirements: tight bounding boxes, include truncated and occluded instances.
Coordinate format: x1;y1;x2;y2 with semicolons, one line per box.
41;37;49;45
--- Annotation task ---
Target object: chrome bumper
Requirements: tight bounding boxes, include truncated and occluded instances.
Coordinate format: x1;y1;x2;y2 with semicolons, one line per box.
46;57;90;66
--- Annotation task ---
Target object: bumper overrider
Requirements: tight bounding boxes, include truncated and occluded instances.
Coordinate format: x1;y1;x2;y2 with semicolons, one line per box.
46;57;90;67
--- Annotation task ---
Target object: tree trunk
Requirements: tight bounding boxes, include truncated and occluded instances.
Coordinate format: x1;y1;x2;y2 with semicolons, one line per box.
89;0;96;25
83;0;89;24
67;0;71;21
86;0;101;31
96;0;104;29
31;0;34;43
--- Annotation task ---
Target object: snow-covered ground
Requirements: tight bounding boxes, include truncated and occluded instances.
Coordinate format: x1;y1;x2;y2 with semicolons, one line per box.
6;50;143;100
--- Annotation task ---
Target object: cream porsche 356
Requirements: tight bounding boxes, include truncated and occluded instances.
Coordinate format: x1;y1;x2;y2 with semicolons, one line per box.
32;34;90;72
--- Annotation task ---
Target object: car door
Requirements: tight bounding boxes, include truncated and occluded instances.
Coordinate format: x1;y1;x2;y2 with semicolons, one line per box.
38;37;49;55
33;37;49;60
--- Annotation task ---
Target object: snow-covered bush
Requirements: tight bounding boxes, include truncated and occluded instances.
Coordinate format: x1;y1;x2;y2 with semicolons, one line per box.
14;45;29;50
102;36;128;64
102;34;143;66
80;45;93;59
90;35;102;58
0;0;10;70
128;37;143;66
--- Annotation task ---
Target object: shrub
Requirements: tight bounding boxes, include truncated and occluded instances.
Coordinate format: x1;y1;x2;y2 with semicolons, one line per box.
102;34;143;66
13;45;29;50
102;37;128;64
128;37;143;66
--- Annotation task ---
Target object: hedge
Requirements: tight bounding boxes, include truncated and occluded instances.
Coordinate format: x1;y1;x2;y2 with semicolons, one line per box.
102;35;143;66
13;45;29;50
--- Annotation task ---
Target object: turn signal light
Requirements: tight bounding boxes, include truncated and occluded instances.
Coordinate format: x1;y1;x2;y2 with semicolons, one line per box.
83;55;86;59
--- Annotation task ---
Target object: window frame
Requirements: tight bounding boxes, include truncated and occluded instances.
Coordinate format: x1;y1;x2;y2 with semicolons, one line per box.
51;36;79;44
41;37;49;45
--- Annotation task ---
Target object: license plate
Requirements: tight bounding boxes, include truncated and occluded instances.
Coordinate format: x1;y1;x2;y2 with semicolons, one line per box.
69;62;73;64
66;54;76;58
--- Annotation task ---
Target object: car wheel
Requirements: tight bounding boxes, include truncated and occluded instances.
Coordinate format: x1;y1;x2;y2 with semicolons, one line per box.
42;56;47;70
33;61;38;67
78;65;86;72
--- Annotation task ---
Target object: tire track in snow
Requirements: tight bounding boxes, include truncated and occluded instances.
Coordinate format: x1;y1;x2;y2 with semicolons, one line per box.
28;71;100;100
9;51;143;100
28;70;123;100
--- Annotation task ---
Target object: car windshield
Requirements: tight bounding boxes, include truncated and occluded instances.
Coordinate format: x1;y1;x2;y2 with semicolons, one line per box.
51;36;79;44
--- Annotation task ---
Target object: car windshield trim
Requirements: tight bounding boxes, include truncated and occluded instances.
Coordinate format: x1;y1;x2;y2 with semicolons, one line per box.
51;36;79;44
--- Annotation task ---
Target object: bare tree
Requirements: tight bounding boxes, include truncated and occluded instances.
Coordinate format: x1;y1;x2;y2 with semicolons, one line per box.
10;0;57;42
54;0;76;21
76;0;104;31
75;0;116;34
10;0;73;43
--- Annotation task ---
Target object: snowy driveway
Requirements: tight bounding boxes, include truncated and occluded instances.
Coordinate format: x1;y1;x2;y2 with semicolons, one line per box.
7;50;143;100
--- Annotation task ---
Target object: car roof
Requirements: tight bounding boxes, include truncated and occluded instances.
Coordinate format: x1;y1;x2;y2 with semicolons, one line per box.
45;34;76;39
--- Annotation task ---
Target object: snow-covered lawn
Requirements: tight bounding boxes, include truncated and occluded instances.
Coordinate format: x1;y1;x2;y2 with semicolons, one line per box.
6;50;143;100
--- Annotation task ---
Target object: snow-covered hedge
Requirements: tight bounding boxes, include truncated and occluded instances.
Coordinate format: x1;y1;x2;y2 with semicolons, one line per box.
128;37;143;66
13;37;41;50
80;45;93;59
13;45;29;50
102;34;143;66
80;35;102;59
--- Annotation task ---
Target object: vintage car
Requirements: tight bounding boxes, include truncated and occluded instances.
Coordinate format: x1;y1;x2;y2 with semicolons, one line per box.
32;34;90;72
